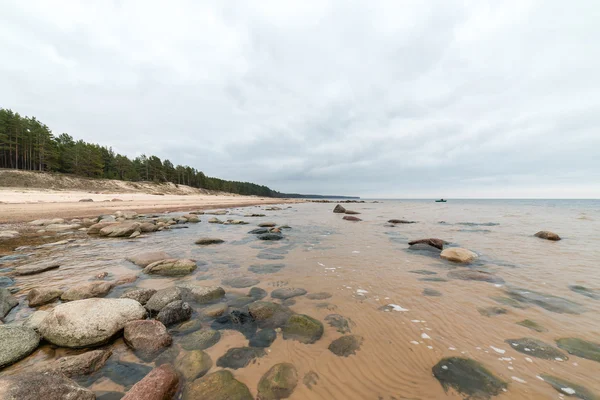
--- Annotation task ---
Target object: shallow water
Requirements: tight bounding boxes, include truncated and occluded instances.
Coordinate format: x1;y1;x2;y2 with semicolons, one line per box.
2;199;600;399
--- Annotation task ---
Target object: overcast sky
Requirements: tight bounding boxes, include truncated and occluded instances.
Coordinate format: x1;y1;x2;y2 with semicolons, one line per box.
1;1;599;198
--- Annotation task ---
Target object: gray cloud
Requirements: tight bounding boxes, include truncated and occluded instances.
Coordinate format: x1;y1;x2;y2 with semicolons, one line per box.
1;0;599;197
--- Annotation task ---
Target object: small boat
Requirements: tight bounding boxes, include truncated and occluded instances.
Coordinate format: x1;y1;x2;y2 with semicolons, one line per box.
435;199;447;203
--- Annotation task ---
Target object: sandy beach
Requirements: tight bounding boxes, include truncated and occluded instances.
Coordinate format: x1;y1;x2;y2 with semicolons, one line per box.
0;188;297;224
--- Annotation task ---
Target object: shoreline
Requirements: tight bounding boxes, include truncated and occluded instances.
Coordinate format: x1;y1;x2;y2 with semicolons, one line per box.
0;188;300;224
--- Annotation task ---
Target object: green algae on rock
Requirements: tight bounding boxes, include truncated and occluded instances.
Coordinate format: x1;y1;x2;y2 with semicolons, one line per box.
505;338;567;360
184;370;253;400
282;314;324;344
257;363;299;400
516;319;547;333
432;357;507;399
556;338;600;363
216;347;266;369
540;374;598;400
328;335;364;357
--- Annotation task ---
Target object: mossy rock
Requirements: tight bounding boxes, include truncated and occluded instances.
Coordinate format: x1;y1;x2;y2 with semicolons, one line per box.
250;329;277;348
506;338;567;360
324;314;353;334
257;363;298;400
540;374;598;400
328;335;363;357
176;350;213;381
216;347;266;369
556;338;600;363
282;314;324;344
516;319;547;333
432;357;507;399
477;307;507;317
184;370;253;400
179;329;221;351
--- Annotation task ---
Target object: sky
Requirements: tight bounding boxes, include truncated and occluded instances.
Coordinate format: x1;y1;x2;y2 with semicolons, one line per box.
1;0;599;198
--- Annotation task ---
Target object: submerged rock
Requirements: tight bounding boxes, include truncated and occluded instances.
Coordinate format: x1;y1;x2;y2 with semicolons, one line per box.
184;370;253;400
423;288;442;297
249;328;277;348
409;269;438;275
556;338;600;363
258;233;284;241
283;314;323;344
0;371;95;400
122;364;180;400
51;349;112;377
306;292;332;300
124;320;172;361
505;287;584;314
222;277;260;288
177;349;213;381
0;326;40;368
249;287;268;300
212;309;258;339
216;347;266;369
490;296;525;309
539;374;598;400
258;363;298;400
121;288;157;305
569;285;600;300
408;238;446;251
271;287;307;300
14;263;60;276
157;300;192;326
249;263;285;274
342;215;362;221
448;269;504;284
126;251;170;267
0;288;18;319
203;303;228;318
516;319;547;332
506;338;568;360
60;281;113;301
419;277;448;282
328;335;363;357
477;307;507;317
432;357;507;399
344;210;360;215
178;284;226;304
534;231;561;241
143;259;197;276
249;228;270;234
195;237;225;245
440;248;477;264
146;287;182;313
324;314;353;334
99;222;141;237
179;329;221;351
103;360;152;389
39;298;146;348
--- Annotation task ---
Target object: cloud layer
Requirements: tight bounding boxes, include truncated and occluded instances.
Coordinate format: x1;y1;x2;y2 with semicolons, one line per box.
1;0;598;197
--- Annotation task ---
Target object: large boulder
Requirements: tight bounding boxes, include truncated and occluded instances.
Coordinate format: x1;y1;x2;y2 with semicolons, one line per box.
157;300;192;326
146;287;182;313
87;221;118;234
126;251;170;267
38;298;147;348
0;326;40;368
122;364;180;400
143;259;197;276
51;349;112;377
121;288;157;305
99;222;141;237
177;284;225;304
60;281;113;301
124;320;172;361
534;231;561;241
184;370;253;400
440;248;478;264
0;371;95;400
28;288;64;307
0;288;18;319
177;350;213;381
23;310;49;332
333;204;346;213
257;363;298;400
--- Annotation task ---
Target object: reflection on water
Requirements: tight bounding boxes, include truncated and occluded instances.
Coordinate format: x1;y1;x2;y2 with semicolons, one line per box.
1;200;600;399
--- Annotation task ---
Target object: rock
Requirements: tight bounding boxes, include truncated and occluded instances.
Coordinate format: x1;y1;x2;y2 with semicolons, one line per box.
143;258;197;276
258;233;283;241
28;287;63;307
103;361;152;389
222;277;260;288
423;288;442;296
207;210;228;215
0;277;14;288
146;287;182;313
122;364;180;400
79;198;94;202
303;371;319;390
61;281;113;301
195;237;225;245
281;299;296;307
178;284;226;304
258;363;298;400
249;301;286;321
388;219;415;224
447;269;504;283
249;263;285;274
184;370;253;400
249;329;277;348
282;314;323;344
408;238;446;250
344;210;360;215
516;319;547;332
249;287;268;300
14;263;60;276
258;222;277;227
29;218;65;226
534;231;561;241
211;310;258;339
539;374;598;400
121;288;157;305
179;329;221;351
440;248;478;263
0;371;95;400
87;221;118;234
271;287;307;300
38;298;146;347
0;326;40;368
324;314;353;333
342;216;361;221
556;338;600;363
45;223;81;232
124;320;172;361
569;285;600;300
224;219;248;225
505;287;583;314
245;213;266;217
139;222;158;232
333;204;346;213
203;303;228;318
216;347;266;369
477;307;507;317
157;300;192;326
432;357;506;399
177;349;213;381
328;335;363;357
23;310;49;331
506;337;568;360
249;228;270;234
183;214;200;223
306;292;332;300
51;349;112;377
129;231;141;238
0;288;18;319
99;222;141;237
208;217;224;224
115;211;138;219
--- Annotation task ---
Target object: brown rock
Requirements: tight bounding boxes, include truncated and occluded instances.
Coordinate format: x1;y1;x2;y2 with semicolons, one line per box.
124;320;172;361
408;238;446;250
344;210;360;215
127;251;170;267
51;349;112;377
0;371;95;399
534;231;561;241
333;204;346;213
28;288;63;307
342;216;362;222
87;221;118;235
60;282;113;301
122;364;180;400
440;248;478;264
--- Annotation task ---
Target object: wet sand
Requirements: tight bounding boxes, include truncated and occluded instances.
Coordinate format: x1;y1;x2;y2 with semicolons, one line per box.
1;200;599;399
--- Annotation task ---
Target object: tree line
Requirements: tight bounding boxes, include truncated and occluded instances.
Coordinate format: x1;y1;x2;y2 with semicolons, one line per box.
0;108;277;197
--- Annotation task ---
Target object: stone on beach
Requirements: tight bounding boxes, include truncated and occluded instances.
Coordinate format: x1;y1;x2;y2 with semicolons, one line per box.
23;310;49;331
258;232;284;241
126;251;170;267
283;314;324;344
0;371;95;400
333;204;346;213
99;222;141;237
432;357;507;399
0;288;18;319
556;338;600;363
146;287;182;313
124;320;172;360
0;326;40;368
534;230;561;241
342;215;362;221
50;349;112;377
87;221;118;234
38;298;147;348
143;258;197;276
408;238;446;251
271;287;307;300
216;347;266;369
178;283;226;304
195;237;225;245
60;281;114;301
440;247;478;263
157;300;192;326
506;337;568;360
208;217;224;224
184;370;253;400
121;288;157;305
328;335;364;357
258;363;298;400
122;364;180;400
447;269;504;284
14;262;60;276
29;218;65;226
177;350;213;380
28;287;63;307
